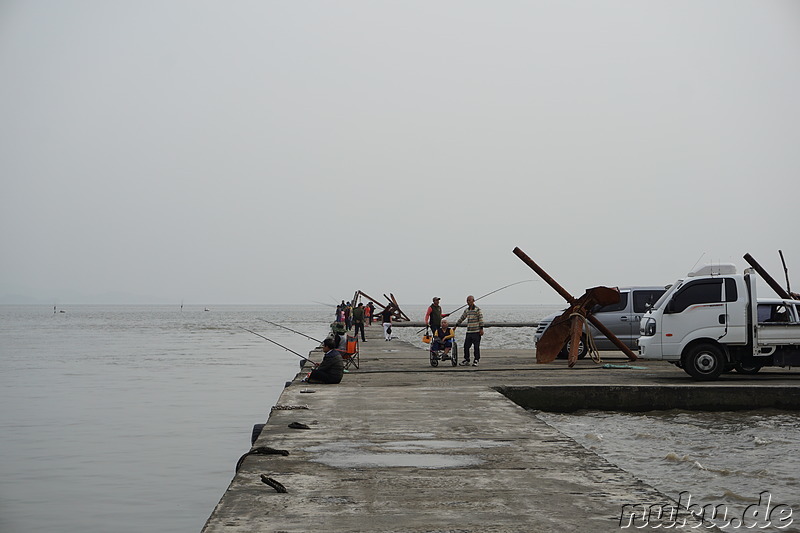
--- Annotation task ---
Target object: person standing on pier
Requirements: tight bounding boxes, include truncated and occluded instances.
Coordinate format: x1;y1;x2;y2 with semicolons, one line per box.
424;296;449;333
306;337;344;384
381;306;393;341
365;302;373;326
352;303;367;342
455;295;484;366
344;302;353;330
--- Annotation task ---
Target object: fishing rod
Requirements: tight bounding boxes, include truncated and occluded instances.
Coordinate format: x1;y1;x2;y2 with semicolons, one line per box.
257;318;323;343
416;279;535;333
779;250;792;294
239;326;318;366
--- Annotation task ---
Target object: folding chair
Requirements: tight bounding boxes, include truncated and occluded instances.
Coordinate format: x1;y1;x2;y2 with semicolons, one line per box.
340;335;359;369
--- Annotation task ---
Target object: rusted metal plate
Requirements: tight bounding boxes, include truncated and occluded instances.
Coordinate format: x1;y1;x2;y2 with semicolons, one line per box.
534;286;621;364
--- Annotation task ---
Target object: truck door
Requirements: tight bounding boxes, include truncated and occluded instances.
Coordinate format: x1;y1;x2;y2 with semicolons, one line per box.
722;277;747;344
659;279;725;358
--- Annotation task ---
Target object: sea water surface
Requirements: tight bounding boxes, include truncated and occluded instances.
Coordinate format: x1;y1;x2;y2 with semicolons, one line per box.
536;410;800;532
1;304;799;532
0;305;327;533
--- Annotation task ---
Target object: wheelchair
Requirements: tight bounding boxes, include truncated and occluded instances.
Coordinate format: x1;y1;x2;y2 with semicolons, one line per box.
429;335;458;367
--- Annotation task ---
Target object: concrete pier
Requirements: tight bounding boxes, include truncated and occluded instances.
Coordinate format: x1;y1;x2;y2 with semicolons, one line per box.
390;321;538;328
203;326;800;532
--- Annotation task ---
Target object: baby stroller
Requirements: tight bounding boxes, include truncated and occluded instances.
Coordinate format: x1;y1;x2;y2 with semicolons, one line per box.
426;329;458;367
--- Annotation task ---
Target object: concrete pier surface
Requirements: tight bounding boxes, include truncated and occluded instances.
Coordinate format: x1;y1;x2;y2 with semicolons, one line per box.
203;327;800;532
390;321;537;328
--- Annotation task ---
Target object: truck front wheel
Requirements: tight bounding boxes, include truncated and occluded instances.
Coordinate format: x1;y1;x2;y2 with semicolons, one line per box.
683;344;725;381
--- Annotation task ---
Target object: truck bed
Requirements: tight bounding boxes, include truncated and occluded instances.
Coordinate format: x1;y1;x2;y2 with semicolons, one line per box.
756;322;800;346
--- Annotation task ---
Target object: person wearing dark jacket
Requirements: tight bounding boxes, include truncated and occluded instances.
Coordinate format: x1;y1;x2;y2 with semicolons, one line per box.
365;302;374;326
308;338;344;384
352;303;367;342
424;297;449;333
381;306;393;341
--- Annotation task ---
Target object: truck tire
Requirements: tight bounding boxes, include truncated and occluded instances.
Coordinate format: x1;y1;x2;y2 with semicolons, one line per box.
683;343;725;381
557;335;588;360
734;361;762;375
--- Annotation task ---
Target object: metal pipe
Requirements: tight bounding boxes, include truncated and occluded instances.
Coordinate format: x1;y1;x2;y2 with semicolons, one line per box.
585;314;638;361
743;253;792;300
512;247;576;304
514;246;638;361
779;250;792;294
357;291;386;309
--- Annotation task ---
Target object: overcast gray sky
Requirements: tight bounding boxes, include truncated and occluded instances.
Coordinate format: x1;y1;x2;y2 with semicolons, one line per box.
2;1;799;306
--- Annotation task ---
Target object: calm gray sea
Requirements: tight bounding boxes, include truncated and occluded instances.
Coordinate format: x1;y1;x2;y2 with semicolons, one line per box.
1;304;799;532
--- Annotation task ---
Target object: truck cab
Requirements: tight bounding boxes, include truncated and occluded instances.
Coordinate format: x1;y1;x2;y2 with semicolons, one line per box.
638;263;800;380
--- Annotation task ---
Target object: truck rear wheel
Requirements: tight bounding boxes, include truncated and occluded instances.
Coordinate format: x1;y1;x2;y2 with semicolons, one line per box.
734;361;762;375
683;343;725;381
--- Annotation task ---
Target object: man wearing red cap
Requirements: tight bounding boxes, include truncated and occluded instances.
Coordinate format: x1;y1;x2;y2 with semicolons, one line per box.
425;296;449;334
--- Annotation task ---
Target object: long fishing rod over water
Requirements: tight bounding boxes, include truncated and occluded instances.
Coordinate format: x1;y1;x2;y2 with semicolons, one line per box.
239;326;318;366
417;279;534;333
257;318;323;343
448;279;534;314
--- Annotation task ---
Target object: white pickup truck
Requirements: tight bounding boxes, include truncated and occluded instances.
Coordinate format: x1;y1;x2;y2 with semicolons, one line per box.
637;263;800;380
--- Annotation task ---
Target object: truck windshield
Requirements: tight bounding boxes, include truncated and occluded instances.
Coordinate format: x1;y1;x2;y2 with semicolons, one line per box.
650;281;680;311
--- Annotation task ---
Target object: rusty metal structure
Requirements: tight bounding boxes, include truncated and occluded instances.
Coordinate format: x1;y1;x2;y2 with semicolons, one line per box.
743;253;800;300
353;290;411;322
512;247;639;366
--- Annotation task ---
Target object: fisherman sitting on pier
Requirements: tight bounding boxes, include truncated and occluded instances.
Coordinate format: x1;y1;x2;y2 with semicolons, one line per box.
330;321;347;350
431;319;455;360
305;338;344;384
